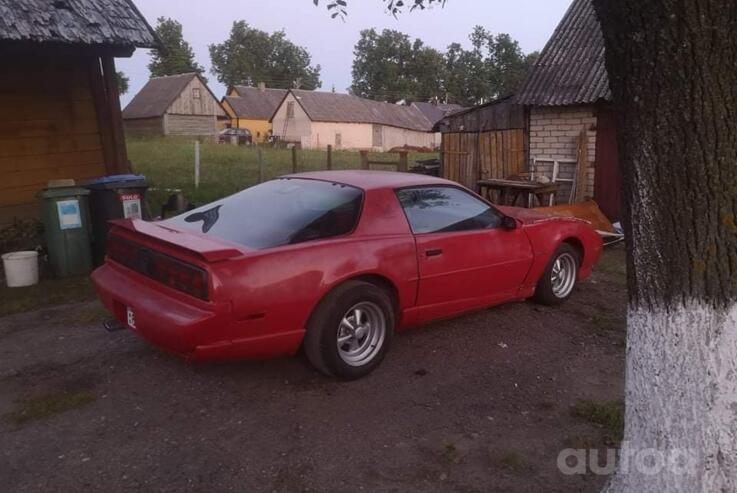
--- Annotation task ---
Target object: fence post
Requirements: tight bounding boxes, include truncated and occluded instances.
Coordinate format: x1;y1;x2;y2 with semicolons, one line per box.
257;147;264;183
398;151;408;172
194;140;200;189
360;150;369;170
291;146;298;174
326;145;332;170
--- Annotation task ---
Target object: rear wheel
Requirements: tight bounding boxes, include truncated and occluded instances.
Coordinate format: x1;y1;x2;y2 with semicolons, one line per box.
304;280;394;380
532;243;580;305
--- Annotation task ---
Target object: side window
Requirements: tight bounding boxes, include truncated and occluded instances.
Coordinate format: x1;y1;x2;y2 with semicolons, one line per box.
192;88;201;99
396;186;502;234
286;101;295;118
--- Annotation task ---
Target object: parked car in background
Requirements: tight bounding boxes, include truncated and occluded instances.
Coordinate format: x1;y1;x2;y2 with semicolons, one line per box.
218;127;252;145
92;171;603;380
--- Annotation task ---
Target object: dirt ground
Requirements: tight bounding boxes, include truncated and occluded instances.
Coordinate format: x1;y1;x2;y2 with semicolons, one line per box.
0;247;627;493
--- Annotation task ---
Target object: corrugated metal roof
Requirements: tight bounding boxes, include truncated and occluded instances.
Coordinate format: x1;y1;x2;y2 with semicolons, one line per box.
123;73;197;119
515;0;611;106
285;90;434;132
227;87;288;120
0;0;157;48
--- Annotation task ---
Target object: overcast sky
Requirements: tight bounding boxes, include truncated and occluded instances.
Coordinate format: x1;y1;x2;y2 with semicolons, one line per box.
117;0;571;106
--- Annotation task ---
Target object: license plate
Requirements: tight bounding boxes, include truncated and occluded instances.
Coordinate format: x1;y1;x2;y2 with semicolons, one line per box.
126;306;136;329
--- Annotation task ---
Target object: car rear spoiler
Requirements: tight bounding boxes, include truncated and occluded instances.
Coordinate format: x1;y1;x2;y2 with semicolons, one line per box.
109;219;245;262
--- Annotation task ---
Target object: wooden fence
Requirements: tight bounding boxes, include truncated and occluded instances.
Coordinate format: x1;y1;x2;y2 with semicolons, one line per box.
441;128;525;191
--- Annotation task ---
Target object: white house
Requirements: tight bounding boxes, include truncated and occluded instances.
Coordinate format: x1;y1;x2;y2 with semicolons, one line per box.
270;90;438;151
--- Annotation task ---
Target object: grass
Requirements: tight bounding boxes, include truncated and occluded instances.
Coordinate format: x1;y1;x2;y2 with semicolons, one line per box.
8;388;96;425
0;276;96;317
441;443;461;465
127;137;438;213
571;399;625;444
596;246;627;286
493;450;529;474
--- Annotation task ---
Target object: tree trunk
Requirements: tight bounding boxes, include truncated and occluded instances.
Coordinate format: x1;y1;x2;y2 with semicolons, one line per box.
592;0;737;491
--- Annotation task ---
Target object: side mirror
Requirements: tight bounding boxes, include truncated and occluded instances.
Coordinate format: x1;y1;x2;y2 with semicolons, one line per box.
501;216;518;230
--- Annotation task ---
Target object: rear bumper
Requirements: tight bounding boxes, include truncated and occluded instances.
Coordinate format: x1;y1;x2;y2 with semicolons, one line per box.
91;264;231;359
92;263;305;361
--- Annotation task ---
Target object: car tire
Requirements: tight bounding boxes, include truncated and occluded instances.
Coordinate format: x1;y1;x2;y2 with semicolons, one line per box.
304;280;395;380
532;243;580;306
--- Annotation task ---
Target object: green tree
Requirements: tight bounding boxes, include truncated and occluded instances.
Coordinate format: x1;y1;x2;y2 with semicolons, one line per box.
445;27;537;105
115;71;129;95
350;29;416;102
209;21;321;90
148;17;205;78
351;26;534;105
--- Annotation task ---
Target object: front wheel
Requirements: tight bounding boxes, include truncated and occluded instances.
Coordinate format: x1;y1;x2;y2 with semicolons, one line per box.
304;281;395;380
532;244;580;305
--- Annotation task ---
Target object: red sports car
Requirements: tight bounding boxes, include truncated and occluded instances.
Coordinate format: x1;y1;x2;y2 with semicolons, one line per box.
92;171;602;379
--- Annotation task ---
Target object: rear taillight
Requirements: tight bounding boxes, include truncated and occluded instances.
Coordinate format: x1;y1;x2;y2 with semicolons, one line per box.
107;234;209;300
146;253;209;300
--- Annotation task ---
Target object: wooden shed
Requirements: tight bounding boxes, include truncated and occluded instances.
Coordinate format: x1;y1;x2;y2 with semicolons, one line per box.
123;73;228;137
434;96;527;191
0;0;157;225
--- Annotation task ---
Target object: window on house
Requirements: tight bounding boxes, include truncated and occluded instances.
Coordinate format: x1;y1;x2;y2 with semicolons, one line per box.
286;101;295;118
335;133;342;148
192;88;201;99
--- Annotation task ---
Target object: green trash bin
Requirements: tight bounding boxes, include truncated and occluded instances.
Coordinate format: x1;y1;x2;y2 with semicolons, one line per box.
40;186;93;277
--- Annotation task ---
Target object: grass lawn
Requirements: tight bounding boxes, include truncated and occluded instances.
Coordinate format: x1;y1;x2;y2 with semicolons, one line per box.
127;137;438;213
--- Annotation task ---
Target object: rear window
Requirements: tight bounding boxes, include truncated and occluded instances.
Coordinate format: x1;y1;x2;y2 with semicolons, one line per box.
166;178;363;250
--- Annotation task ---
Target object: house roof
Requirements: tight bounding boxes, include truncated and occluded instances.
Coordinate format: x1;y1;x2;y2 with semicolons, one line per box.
0;0;157;49
123;73;209;119
411;102;466;126
515;0;611;106
225;87;288;120
276;90;434;132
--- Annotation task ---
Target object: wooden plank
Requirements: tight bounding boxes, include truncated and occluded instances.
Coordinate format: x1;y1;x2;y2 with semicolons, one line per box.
88;56;116;170
0;116;99;139
0;133;103;158
0;164;104;206
0;149;105;172
2;162;105;191
0;97;96;118
101;56;128;173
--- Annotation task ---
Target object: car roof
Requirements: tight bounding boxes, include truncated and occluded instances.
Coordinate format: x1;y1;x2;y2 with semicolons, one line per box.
284;170;454;191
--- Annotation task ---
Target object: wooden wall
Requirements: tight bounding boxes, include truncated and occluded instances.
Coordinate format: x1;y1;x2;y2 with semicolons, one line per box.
165;114;219;137
441;129;525;190
0;55;108;224
168;76;226;118
124;117;164;137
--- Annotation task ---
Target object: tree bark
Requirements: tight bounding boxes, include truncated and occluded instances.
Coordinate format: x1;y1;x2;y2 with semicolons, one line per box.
592;0;737;491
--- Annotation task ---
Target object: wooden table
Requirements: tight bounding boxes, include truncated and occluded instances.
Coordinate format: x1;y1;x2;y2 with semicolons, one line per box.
478;179;559;207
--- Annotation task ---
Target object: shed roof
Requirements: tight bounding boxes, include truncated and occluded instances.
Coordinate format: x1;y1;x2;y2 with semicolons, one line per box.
411;102;465;126
0;0;157;49
123;73;208;119
277;90;434;132
225;87;288;120
515;0;611;106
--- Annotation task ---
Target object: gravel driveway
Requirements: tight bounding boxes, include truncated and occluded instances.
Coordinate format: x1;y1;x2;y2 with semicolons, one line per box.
0;248;626;493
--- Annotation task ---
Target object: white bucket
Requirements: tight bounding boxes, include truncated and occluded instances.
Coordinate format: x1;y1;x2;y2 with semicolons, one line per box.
2;251;39;288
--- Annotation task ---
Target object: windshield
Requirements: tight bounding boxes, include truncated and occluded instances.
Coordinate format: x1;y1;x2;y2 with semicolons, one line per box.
166;178;364;250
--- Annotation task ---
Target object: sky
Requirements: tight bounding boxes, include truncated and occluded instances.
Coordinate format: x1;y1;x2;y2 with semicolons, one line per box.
117;0;572;106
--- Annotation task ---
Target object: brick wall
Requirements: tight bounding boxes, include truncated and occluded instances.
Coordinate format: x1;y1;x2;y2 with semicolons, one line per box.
529;106;597;204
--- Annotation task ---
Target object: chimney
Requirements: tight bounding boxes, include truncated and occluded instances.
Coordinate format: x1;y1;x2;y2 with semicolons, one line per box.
258;82;266;91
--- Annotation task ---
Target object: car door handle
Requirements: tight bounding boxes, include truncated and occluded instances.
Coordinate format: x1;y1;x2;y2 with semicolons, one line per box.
425;248;443;257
